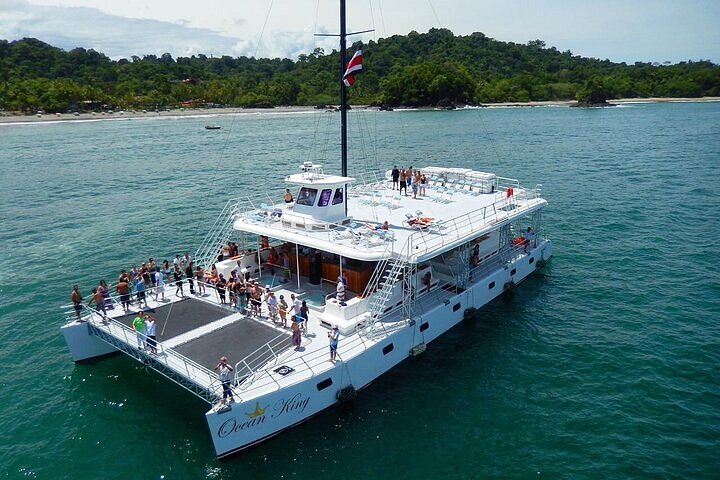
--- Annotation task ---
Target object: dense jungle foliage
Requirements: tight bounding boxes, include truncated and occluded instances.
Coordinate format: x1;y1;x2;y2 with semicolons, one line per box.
1;29;718;112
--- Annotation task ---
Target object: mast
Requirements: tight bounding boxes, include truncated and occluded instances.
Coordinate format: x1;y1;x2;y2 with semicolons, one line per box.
340;0;348;178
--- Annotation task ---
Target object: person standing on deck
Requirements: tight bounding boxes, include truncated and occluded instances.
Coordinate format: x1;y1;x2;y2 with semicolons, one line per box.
71;285;83;320
336;280;346;303
144;313;158;355
153;267;165;301
134;276;148;308
214;356;234;405
281;252;290;283
116;277;131;312
291;294;301;323
266;290;278;323
278;294;288;327
173;264;184;297
194;266;206;295
98;280;114;311
181;252;192;271
88;288;106;317
185;264;195;295
216;274;227;304
161;259;172;282
291;317;302;350
299;300;310;334
399;169;407;196
132;311;147;350
391;166;400;190
523;227;535;252
328;325;340;362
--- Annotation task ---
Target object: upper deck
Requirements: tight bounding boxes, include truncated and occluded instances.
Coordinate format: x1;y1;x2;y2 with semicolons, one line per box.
232;167;546;263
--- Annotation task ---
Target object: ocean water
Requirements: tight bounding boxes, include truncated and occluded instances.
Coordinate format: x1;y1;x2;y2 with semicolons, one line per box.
0;103;718;479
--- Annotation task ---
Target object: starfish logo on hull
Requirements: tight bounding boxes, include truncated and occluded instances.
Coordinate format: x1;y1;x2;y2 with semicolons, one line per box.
245;402;268;419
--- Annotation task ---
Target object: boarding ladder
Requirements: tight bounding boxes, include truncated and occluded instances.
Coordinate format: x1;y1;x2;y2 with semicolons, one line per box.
361;255;408;336
194;198;241;271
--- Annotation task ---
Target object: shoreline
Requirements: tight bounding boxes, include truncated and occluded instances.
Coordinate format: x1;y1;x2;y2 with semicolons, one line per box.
1;97;719;125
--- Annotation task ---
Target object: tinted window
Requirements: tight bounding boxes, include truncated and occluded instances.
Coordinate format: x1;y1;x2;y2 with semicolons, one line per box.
297;187;318;206
318;189;333;207
316;378;333;391
332;188;344;205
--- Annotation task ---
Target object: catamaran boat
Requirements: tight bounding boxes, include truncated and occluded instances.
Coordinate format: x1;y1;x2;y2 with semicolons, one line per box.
60;1;552;458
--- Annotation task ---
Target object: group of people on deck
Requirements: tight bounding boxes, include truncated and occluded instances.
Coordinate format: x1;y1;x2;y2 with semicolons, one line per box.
391;165;427;199
69;251;197;320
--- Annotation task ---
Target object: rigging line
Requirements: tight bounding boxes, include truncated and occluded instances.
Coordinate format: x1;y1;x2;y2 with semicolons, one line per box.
426;0;443;28
367;0;377;41
376;0;387;38
313;0;321;51
254;0;276;58
356;108;379;175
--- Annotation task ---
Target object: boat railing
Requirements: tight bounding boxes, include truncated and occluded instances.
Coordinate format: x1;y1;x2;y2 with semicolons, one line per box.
229;326;372;401
496;176;520;193
66;304;222;401
406;186;541;262
233;331;293;387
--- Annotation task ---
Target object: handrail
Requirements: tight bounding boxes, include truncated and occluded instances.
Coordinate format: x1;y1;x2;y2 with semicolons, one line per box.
61;277;208;314
233;330;292;386
406;187;542;262
76;305;221;395
229;325;374;402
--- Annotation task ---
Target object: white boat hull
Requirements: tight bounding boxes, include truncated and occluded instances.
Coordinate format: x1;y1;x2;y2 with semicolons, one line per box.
206;240;552;456
61;320;118;361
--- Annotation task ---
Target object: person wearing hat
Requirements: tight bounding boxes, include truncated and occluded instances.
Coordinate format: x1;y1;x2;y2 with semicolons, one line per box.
214;356;234;405
266;290;278;323
328;325;340;362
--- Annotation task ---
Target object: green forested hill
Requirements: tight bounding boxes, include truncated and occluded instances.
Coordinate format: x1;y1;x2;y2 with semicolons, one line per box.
1;29;718;112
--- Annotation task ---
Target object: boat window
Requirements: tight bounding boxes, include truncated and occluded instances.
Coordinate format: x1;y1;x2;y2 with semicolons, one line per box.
382;343;394;355
332;188;344;205
318;189;333;207
316;378;333;391
297;187;318;206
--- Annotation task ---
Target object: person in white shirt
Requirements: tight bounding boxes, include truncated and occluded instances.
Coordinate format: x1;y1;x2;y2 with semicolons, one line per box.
153;268;165;301
145;313;158;355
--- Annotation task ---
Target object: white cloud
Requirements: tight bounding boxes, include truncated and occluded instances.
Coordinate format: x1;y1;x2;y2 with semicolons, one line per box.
1;0;718;63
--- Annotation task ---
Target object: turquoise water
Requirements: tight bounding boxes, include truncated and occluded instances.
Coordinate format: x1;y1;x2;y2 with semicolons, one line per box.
0;103;718;479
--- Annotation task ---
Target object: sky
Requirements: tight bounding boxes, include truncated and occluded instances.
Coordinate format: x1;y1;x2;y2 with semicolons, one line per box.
1;0;719;64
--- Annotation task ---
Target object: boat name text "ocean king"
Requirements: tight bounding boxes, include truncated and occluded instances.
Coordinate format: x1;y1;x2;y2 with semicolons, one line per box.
218;393;311;438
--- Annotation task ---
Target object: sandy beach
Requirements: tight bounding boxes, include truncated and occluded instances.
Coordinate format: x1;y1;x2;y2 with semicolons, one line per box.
0;106;318;124
1;97;718;124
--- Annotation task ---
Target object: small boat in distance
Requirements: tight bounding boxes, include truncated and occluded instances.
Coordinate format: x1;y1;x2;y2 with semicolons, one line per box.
205;124;222;130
